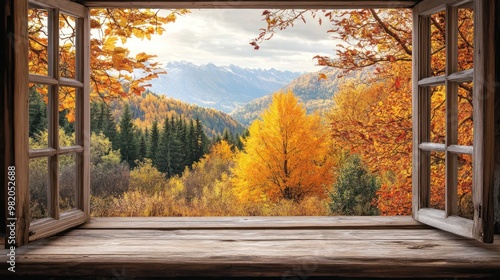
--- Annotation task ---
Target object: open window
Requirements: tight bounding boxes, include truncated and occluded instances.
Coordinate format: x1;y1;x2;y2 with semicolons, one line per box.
4;0;497;248
22;0;90;242
412;0;495;242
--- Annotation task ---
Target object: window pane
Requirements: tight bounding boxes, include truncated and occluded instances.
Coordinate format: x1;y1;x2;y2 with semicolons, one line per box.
430;85;446;144
29;157;49;221
457;153;473;219
430;151;445;210
28;8;49;76
457;6;474;72
458;81;473;146
430;11;446;77
59;86;77;146
60;153;78;212
59;13;77;79
29;84;49;149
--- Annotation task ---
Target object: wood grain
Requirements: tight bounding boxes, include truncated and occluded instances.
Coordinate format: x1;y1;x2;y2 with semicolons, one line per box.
0;218;498;278
80;0;420;9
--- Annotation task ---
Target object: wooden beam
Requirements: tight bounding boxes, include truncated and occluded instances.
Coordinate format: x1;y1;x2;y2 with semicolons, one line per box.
13;0;30;247
77;0;420;9
472;0;496;243
495;0;500;233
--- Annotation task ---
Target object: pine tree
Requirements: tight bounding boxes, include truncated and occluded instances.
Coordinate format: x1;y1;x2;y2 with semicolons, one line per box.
28;87;48;137
157;116;173;177
118;104;138;168
194;117;206;161
138;130;147;162
148;119;160;163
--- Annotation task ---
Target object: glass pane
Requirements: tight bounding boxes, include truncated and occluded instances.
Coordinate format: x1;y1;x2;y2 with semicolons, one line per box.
28;8;49;76
29;157;49;221
457;5;474;71
59;13;77;79
59;86;77;146
60;153;78;212
457;154;473;219
458;81;473;146
430;85;446;144
430;151;445;210
430;11;446;77
29;84;49;148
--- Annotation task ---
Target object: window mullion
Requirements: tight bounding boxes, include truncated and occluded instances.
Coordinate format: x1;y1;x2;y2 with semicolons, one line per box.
445;4;459;217
48;8;60;220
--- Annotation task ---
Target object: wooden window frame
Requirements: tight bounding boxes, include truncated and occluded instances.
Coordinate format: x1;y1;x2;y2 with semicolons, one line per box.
412;0;495;242
18;0;91;243
5;0;496;248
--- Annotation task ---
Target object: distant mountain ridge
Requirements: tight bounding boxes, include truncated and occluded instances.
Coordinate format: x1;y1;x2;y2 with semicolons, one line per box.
230;67;344;126
149;61;302;113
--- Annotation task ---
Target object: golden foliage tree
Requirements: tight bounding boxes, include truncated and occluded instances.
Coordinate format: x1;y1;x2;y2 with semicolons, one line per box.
252;8;474;216
232;91;332;203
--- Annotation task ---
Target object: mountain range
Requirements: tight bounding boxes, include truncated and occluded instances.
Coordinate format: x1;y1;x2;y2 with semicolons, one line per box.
149;61;302;113
229;67;343;126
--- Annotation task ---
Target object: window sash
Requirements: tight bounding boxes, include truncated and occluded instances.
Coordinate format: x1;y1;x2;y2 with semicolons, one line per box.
23;0;90;243
412;0;495;243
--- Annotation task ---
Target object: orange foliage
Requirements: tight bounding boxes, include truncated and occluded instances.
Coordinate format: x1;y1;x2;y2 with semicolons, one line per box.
28;8;189;121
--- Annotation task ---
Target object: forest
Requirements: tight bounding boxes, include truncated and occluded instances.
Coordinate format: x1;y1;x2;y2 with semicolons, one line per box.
27;7;474;218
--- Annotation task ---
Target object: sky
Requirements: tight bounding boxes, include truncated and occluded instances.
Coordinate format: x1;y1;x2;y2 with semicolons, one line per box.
125;9;339;73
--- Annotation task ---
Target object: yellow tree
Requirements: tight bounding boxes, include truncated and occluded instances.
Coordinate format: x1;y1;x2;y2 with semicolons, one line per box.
232;91;332;203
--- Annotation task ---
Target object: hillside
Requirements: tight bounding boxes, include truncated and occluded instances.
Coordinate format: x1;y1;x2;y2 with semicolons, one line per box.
230;67;343;126
111;91;246;138
149;61;301;113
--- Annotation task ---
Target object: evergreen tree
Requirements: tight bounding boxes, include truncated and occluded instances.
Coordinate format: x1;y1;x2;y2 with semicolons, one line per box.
118;104;138;168
329;153;380;216
28;88;48;137
157;116;173;177
100;103;118;149
138;130;147;161
187;119;196;166
194;117;207;161
148;119;160;163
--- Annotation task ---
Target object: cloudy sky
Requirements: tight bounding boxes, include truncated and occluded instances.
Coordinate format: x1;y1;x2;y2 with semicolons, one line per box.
125;9;338;73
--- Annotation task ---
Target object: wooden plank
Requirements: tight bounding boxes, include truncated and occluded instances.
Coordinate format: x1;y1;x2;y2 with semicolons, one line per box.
472;0;496;243
2;227;499;278
80;0;420;9
79;216;429;230
418;142;446;152
13;0;30;247
417;208;473;238
44;229;473;241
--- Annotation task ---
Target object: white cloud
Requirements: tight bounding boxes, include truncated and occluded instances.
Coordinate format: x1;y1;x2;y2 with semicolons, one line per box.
124;9;340;72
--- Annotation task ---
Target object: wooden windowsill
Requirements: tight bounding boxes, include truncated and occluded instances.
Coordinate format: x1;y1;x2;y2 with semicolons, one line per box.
2;216;500;278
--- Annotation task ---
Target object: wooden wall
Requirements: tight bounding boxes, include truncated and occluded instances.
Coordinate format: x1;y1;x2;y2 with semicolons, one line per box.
495;0;500;232
1;0;14;242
